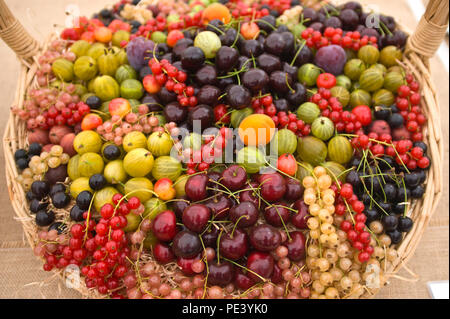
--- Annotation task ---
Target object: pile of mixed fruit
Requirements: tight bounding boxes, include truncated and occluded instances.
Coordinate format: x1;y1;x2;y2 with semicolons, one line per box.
11;0;431;299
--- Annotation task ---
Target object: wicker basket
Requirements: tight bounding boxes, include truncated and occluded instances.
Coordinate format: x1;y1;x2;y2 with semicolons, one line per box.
1;0;447;299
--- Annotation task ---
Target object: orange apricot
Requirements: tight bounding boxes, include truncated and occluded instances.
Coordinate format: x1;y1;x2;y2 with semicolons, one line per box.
202;3;232;25
238;114;276;146
94;26;113;43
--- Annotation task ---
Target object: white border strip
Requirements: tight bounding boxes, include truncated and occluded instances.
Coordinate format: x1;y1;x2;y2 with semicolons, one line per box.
407;0;449;72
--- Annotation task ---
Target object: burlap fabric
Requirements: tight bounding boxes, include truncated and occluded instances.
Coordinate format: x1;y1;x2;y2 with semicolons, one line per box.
0;0;448;299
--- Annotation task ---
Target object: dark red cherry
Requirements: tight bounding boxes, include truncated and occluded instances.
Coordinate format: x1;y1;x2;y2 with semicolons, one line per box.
197;85;221;106
206;171;222;196
204;195;232;220
207;261;235;286
182;204;211;233
271;263;283;284
201;226;219;247
242;68;269;93
249;224;281;252
153;242;175;264
285;231;306;261
172;230;202;258
219;229;249;260
177;254;201;276
215;46;239;72
257;53;281;74
172;196;190;220
284;177;304;201
221;165;247;191
246;252;274;282
226;85;252;109
229;201;259;228
263;202;291;227
291;200;310;229
151;210;177;242
239;182;261;208
234;268;255;290
185;174;209;201
258;173;286;202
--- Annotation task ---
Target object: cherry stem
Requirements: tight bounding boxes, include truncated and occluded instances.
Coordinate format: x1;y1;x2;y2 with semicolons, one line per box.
83;191;97;245
285;73;295;93
401;178;409;217
198;235;209;299
231;22;241;49
230;215;249;238
216;229;224;264
206;179;239;202
290;39;306;67
272;203;292;241
221;257;267;283
206;23;225;35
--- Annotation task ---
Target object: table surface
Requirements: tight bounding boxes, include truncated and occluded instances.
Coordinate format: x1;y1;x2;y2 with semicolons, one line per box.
0;0;448;299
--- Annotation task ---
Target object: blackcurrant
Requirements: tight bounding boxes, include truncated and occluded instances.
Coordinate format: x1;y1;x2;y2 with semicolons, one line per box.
86;95;102;109
49;183;66;197
383;183;397;202
70;205;85;222
382;214;398;231
379;156;395;170
374;107;390;120
411;185;425;199
48;222;67;234
99;9;112;18
52;192;70;209
364;209;380;223
396;187;411;202
30;199;48;214
26;190;36;202
361;193;371;205
35;210;55;227
103;144;121;161
413;141;427;153
31;181;50;200
14;149;28;161
346;170;361;188
76;191;93;210
16;158;29;170
388;113;404;128
350;157;361;168
89;174;107;190
378;201;392;214
397;216;414;232
386;229;402;244
404;173;420;188
393;202;407;215
416;170;426;184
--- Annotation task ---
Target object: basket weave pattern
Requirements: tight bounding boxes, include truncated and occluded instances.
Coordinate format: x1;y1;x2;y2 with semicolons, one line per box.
1;0;447;298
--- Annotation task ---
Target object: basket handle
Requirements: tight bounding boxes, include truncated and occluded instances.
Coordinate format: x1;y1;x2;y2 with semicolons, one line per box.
406;0;449;59
0;0;40;61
